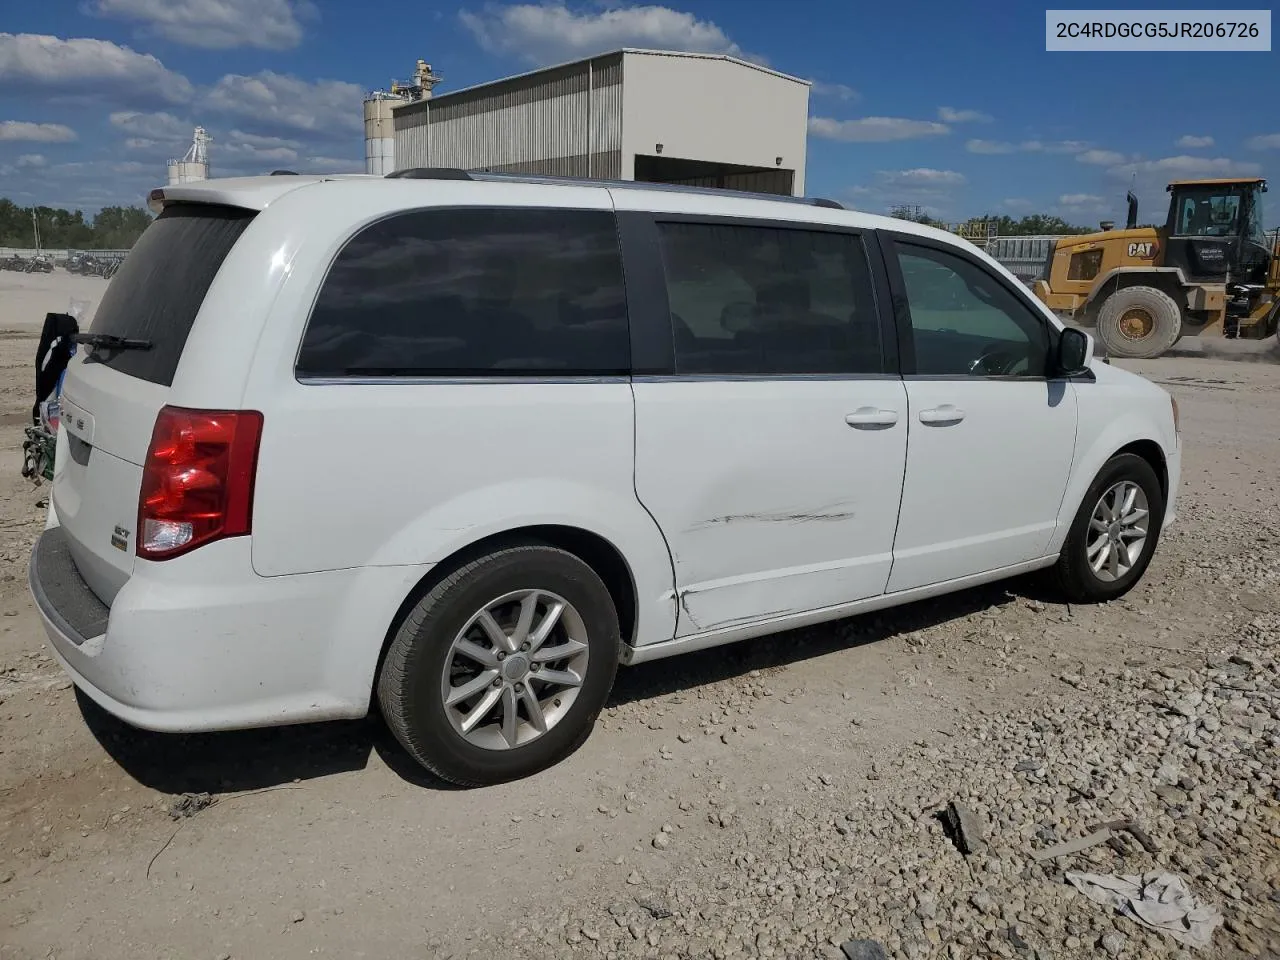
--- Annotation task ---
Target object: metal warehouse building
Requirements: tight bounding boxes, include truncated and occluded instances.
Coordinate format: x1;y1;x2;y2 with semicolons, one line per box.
391;49;810;196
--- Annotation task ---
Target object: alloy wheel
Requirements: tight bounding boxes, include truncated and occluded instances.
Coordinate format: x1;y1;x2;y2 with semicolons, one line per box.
1086;480;1150;582
440;589;590;750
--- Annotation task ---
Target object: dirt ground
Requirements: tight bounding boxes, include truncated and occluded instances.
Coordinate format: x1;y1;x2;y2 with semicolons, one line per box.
0;271;1276;960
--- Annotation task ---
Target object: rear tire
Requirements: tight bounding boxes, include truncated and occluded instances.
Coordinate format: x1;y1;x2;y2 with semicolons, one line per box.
1095;286;1182;359
1050;453;1165;603
377;544;620;786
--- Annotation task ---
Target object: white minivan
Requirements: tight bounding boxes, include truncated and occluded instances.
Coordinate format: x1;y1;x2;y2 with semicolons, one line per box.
30;170;1181;785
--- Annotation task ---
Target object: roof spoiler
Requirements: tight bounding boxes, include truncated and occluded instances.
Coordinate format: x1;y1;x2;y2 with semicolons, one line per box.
386;167;474;180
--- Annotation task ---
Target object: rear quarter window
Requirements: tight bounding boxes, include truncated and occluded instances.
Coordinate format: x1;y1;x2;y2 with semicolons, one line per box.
296;207;629;378
84;204;256;386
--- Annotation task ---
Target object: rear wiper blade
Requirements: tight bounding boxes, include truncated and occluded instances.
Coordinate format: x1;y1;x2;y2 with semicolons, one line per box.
75;333;153;351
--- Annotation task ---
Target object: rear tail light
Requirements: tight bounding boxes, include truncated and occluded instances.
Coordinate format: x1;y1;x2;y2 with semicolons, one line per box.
138;406;263;560
1171;395;1181;440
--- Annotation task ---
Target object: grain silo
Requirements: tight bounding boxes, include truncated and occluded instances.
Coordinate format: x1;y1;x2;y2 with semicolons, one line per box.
167;127;211;185
391;49;809;196
363;95;399;176
364;60;443;176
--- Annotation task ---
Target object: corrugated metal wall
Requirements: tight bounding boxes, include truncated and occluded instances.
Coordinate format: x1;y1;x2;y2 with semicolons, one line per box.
589;56;622;178
986;236;1066;282
393;53;622;177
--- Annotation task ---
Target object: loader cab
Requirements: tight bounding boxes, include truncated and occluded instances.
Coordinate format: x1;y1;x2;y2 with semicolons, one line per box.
1163;178;1270;284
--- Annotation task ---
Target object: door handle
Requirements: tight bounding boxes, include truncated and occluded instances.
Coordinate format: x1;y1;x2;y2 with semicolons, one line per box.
919;404;966;425
845;407;899;428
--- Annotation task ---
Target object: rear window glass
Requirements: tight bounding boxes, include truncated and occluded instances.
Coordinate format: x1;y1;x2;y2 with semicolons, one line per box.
296;207;629;378
85;204;256;386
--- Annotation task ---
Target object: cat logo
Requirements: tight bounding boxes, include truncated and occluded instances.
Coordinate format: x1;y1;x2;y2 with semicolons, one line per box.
1127;241;1157;259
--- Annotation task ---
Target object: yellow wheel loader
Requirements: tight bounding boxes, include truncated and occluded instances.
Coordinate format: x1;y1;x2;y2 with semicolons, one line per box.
1031;178;1280;358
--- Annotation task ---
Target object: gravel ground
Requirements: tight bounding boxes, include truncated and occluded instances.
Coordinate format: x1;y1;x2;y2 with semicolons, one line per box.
0;272;1276;960
477;615;1279;960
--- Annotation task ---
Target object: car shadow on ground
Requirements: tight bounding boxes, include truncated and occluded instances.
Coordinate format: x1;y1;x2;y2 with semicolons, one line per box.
76;575;1039;795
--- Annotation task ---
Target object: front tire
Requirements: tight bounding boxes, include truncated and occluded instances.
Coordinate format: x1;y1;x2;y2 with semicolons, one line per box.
1050;453;1165;603
377;544;620;786
1095;286;1182;359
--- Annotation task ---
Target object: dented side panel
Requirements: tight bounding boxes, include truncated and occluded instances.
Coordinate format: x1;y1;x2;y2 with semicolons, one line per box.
632;378;909;637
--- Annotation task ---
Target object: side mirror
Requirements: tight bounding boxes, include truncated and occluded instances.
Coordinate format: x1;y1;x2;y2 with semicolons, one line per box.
1056;327;1094;377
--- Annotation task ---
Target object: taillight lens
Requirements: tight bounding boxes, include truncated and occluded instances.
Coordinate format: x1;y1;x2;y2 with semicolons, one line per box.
1171;396;1180;439
137;406;264;560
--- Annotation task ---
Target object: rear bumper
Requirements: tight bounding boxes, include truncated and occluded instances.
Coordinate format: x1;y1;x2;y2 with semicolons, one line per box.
29;526;429;733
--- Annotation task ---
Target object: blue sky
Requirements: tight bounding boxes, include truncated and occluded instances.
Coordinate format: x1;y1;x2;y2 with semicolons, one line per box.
0;1;1276;224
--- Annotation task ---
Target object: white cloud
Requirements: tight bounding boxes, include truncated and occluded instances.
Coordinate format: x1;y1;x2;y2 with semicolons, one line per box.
965;139;1018;155
881;168;966;187
1076;149;1126;166
1000;198;1033;211
966;138;1090;155
1058;193;1104;206
938;106;992;123
810;80;859;101
1014;140;1091;155
124;137;158;150
0;33;193;104
809;116;949;143
841;167;966;218
298;156;361;173
109;110;190;141
1246;133;1280;150
222;132;300;164
225;128;302;151
224;144;299;164
1107;154;1262;179
90;0;317;50
204;125;359;178
1177;134;1214;148
0;120;77;142
205;71;363;135
1104;154;1263;211
0;152;159;209
459;3;763;65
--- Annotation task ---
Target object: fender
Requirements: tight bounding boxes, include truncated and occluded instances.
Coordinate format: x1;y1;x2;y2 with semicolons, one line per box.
366;477;678;648
1047;404;1175;556
1083;266;1189;310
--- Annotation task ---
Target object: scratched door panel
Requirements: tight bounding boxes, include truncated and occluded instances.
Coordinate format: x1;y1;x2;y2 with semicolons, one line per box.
632;379;908;638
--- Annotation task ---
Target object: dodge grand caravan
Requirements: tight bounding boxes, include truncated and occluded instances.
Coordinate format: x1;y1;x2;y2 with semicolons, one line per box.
29;171;1181;785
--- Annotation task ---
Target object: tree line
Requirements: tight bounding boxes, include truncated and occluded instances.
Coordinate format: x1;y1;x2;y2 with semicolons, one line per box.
889;205;1097;236
0;198;154;250
1;193;1103;250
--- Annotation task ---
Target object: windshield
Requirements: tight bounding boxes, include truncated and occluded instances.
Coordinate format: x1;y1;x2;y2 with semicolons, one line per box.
1245;188;1266;245
1171;185;1260;239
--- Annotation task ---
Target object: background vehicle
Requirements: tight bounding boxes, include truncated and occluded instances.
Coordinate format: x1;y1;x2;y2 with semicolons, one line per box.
28;171;1181;786
65;254;121;278
1030;177;1279;358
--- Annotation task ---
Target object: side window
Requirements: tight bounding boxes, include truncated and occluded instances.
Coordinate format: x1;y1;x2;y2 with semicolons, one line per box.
297;208;629;377
655;222;884;375
895;242;1051;378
